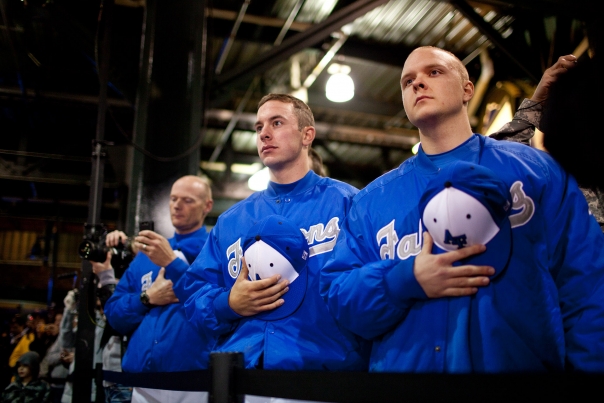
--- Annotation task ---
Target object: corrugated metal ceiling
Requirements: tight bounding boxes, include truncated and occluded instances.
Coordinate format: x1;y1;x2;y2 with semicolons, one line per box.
204;0;518;169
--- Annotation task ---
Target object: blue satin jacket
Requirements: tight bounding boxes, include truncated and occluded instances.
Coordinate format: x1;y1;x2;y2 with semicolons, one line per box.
105;227;212;372
322;134;604;372
184;171;370;370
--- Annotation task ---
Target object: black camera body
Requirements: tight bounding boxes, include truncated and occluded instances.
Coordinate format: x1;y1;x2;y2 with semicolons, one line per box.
78;224;135;272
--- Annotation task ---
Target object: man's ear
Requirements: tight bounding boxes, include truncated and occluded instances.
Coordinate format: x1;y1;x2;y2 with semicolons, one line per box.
462;80;474;104
204;199;214;215
302;126;316;146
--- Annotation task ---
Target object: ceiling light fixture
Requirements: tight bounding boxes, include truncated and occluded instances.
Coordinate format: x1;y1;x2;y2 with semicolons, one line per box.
326;63;354;103
248;167;270;191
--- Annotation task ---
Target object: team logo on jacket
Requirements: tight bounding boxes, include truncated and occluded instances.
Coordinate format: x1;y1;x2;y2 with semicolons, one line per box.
226;217;340;278
509;181;534;228
376;181;534;260
141;271;153;291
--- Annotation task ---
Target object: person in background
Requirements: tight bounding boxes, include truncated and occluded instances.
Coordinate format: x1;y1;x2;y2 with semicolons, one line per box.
541;55;604;230
2;351;50;403
92;249;133;403
30;312;60;365
308;147;327;177
8;315;35;382
58;291;104;403
39;312;66;403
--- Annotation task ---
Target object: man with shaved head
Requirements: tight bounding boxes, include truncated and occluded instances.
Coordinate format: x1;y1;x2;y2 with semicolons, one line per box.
321;46;604;373
104;175;214;402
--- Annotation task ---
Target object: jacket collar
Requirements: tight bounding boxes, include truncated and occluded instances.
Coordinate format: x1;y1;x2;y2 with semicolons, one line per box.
173;225;208;243
264;170;320;198
414;134;483;174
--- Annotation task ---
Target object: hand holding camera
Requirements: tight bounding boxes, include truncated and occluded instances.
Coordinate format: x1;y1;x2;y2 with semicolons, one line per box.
78;225;135;272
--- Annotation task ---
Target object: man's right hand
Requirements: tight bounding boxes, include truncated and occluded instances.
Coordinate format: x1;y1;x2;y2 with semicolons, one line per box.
105;230;129;248
228;258;289;316
91;251;112;275
414;232;495;298
145;268;179;306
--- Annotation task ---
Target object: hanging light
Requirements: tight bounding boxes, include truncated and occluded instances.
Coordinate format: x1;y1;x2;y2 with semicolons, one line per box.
248;167;270;191
326;63;354;103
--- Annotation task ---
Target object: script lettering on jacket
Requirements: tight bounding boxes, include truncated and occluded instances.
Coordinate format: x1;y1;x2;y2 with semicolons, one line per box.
377;218;423;261
376;181;534;260
300;217;340;257
226;217;340;279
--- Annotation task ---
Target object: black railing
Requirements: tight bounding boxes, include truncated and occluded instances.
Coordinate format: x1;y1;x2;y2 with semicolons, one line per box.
101;352;602;403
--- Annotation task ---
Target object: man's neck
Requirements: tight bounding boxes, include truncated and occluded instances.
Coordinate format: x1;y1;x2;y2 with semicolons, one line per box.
175;223;203;236
269;159;310;185
417;114;474;155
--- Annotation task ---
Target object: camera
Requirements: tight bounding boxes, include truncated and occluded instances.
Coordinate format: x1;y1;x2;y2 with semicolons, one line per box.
78;224;135;272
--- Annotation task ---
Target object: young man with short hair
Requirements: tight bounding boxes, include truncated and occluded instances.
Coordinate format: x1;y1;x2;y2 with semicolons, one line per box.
184;94;368;372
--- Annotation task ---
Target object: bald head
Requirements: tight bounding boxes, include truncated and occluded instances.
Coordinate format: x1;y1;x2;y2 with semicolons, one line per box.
175;175;212;200
408;46;469;84
170;175;213;234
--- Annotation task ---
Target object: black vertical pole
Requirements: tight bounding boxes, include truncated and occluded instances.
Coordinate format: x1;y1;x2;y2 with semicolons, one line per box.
73;0;114;401
125;0;207;236
210;352;244;403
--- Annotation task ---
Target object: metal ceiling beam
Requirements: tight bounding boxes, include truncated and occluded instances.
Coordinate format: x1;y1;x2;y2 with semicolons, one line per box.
451;0;538;82
206;12;413;67
209;0;305;162
0;87;133;107
214;1;251;74
208;8;312;32
205;109;418;149
215;0;390;91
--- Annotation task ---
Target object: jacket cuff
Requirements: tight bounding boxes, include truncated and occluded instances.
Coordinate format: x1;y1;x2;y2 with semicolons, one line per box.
214;290;243;322
165;258;188;281
97;268;118;287
135;294;152;313
384;258;427;306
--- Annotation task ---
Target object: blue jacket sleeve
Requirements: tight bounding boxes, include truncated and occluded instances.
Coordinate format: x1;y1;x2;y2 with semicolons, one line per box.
184;225;241;338
542;161;604;371
321;202;427;340
104;256;152;335
167;257;194;302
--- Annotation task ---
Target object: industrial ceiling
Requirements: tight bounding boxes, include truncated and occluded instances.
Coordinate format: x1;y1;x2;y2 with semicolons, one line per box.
0;0;597;227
